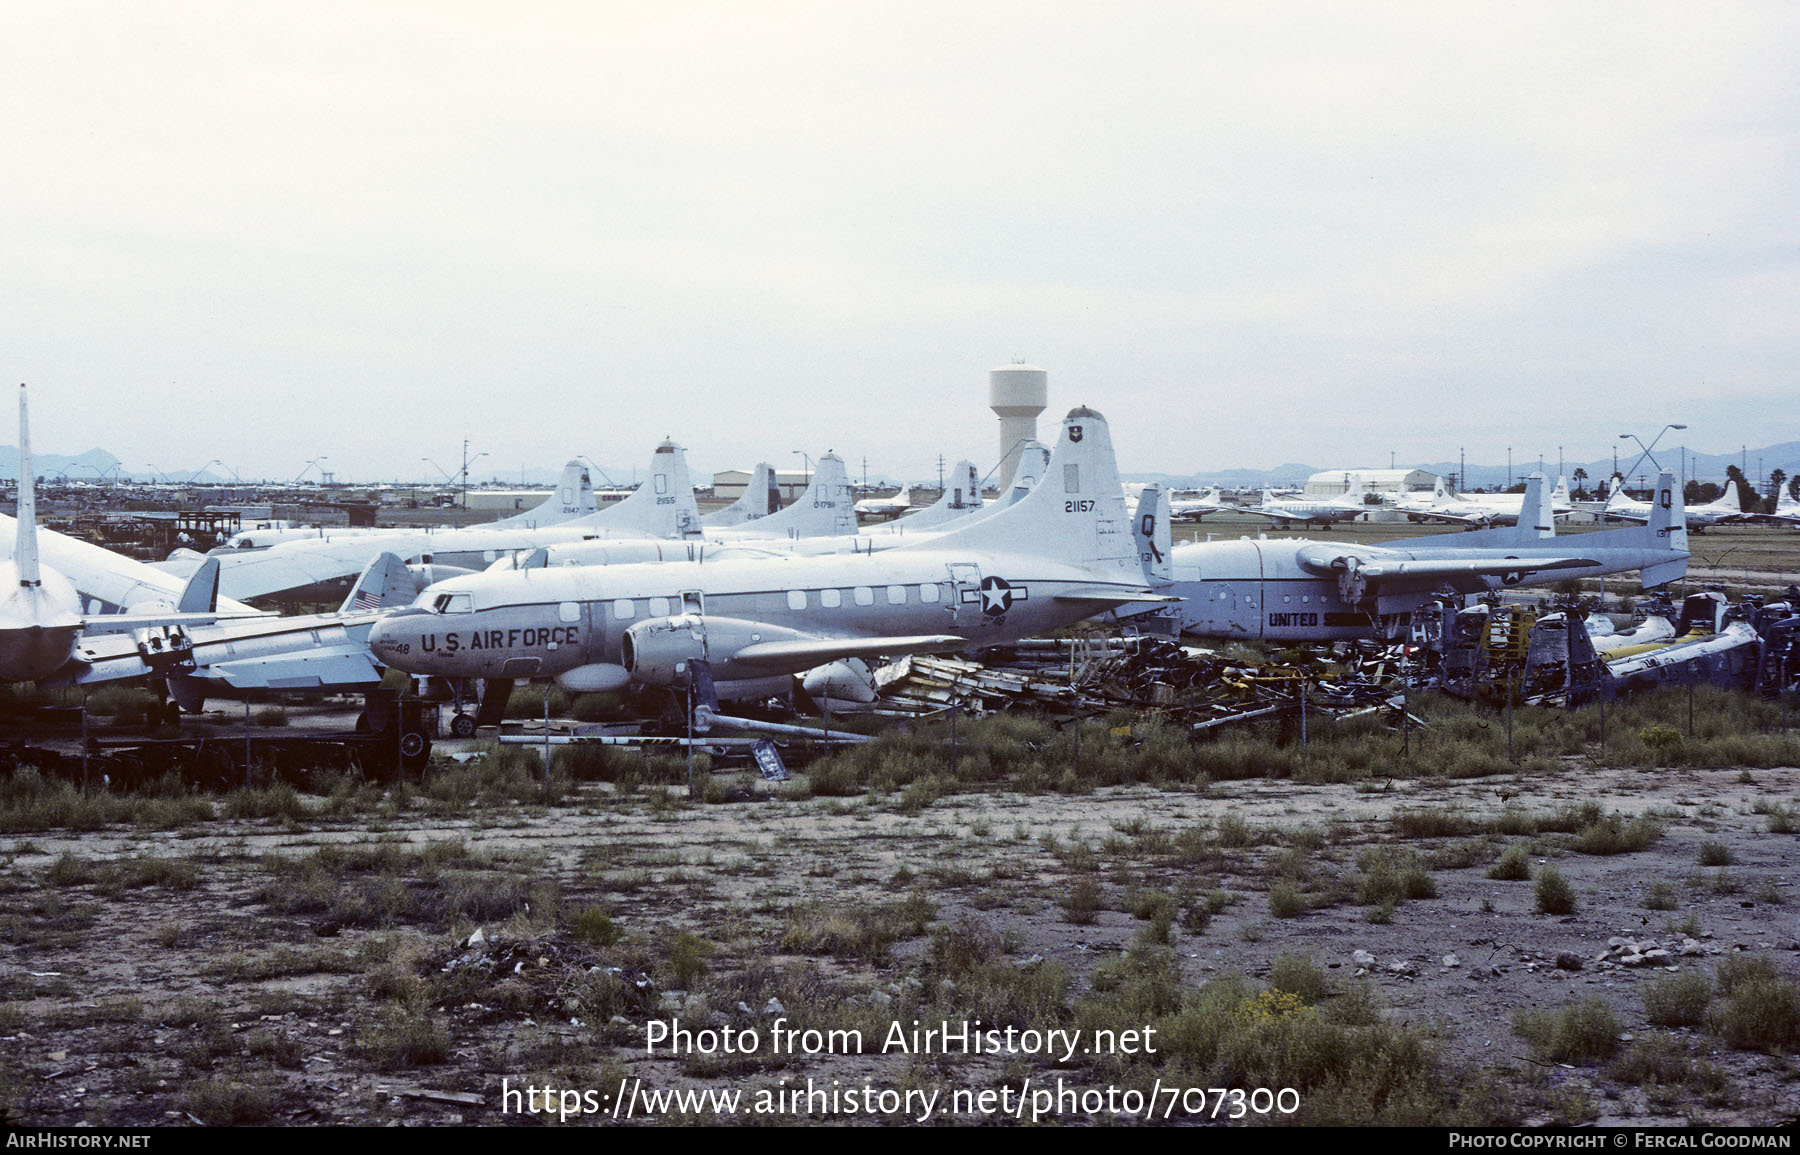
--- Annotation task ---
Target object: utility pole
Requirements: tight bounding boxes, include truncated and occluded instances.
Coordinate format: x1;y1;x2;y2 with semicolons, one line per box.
937;455;945;491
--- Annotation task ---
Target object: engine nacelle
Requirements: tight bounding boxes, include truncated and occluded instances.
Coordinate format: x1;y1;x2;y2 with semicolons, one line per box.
621;615;817;687
555;662;632;693
800;658;878;704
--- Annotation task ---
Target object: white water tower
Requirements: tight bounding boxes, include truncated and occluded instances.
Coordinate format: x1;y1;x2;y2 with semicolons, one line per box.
989;363;1047;491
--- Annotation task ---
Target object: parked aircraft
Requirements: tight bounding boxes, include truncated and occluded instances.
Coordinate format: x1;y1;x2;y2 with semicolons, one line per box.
501;446;1050;572
854;484;912;521
1758;493;1800;526
710;454;857;539
1162;473;1689;642
0;386;284;681
865;462;982;534
1;387;417;708
43;552;417;714
0;386;81;680
702;464;779;528
156;443;697;604
1234;476;1373;529
1388;476;1574;527
1600;474;1747;531
1169;487;1230;522
368;407;1173;718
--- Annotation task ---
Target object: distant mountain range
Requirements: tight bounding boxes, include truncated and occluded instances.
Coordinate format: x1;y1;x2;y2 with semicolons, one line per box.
1126;442;1800;493
5;440;1797;495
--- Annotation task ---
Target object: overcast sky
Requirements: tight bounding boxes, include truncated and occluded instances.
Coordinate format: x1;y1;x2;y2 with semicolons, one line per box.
4;2;1796;485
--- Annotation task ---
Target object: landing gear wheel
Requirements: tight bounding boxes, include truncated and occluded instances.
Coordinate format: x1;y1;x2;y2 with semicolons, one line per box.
162;701;182;727
398;730;430;771
449;712;477;738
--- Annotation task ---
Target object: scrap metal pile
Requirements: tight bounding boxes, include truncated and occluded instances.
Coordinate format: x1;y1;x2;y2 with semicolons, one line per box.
869;633;1406;732
857;587;1800;729
1415;591;1798;708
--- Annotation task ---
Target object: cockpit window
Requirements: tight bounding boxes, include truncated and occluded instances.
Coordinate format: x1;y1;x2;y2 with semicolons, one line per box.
430;592;474;614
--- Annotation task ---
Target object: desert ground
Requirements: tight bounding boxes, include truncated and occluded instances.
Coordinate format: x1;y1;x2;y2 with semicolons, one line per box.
2;691;1798;1127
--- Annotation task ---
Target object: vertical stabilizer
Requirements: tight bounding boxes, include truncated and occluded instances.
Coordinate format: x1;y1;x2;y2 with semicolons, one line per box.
1520;473;1554;539
1133;484;1172;585
716;454;856;538
702;463;778;527
16;385;38;586
1639;471;1688;587
590;439;703;539
1647;470;1686;549
176;557;220;613
339;552;419;614
488;460;596;529
877;461;983;534
931;407;1137;580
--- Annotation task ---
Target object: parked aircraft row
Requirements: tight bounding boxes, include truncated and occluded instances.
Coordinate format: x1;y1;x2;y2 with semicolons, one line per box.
0;387;417;705
4;388;1694;725
1160;472;1688;642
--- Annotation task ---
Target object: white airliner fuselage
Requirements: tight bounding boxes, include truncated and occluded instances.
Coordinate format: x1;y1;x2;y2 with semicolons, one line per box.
370;409;1165;700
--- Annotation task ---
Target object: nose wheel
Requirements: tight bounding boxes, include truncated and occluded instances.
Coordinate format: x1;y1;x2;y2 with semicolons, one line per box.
448;712;477;738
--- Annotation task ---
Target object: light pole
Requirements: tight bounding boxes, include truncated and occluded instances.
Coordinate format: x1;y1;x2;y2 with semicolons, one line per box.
791;450;812;495
460;440;488;510
1618;424;1687;486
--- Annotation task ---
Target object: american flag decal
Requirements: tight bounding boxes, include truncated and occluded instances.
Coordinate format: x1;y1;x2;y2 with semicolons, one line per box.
351;589;383;611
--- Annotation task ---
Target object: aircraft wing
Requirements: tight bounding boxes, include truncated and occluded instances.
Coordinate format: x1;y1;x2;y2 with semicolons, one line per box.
198;647;385;691
157;534;429;602
1295;548;1599;583
1052;588;1184;603
729;634;965;674
1398;508;1492;527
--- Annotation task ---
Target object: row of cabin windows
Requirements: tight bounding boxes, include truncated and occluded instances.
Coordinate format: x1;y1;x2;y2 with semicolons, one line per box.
605;583;944;621
430;587;948;622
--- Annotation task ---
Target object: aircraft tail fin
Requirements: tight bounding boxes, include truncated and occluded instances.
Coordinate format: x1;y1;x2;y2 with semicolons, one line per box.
1521;473;1554;539
930;407;1139;581
177;557;220;613
1646;470;1687;553
1551;475;1570;509
551;459;597;519
702;463;778;527
1448;474;1554;548
339;552;417;614
488;460;595;529
15;384;40;586
1717;479;1740;511
1133;484;1172;585
591;439;703;539
1013;443;1050;493
720;453;856;537
875;460;981;533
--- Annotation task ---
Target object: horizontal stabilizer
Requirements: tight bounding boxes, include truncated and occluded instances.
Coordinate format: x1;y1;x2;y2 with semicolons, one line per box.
1052;588;1182;603
210;650;386;690
178;558;220;614
730;634;965;673
1307;556;1598;581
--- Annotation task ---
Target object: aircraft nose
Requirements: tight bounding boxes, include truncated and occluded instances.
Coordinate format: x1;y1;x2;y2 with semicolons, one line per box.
366;615;421;668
